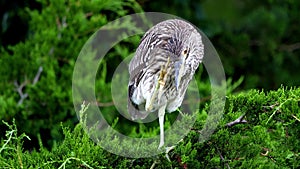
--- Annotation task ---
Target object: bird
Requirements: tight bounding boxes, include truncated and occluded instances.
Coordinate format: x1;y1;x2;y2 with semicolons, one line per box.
127;19;204;148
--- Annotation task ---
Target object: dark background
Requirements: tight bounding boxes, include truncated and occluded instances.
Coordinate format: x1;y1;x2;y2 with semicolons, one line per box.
1;0;299;89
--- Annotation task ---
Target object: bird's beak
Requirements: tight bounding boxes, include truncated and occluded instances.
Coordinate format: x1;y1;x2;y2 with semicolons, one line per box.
174;56;185;90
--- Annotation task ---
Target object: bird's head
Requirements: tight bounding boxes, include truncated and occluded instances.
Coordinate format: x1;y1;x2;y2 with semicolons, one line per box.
174;46;189;90
135;19;204;91
171;28;203;91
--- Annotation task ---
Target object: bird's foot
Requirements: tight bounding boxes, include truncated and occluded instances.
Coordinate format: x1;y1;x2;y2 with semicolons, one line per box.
165;145;176;162
158;142;164;149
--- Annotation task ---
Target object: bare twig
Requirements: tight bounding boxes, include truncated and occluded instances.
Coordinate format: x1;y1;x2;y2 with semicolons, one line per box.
226;114;247;127
279;42;300;52
56;17;61;29
14;66;43;106
33;66;43;85
262;102;279;109
150;160;158;169
292;114;300;122
260;147;269;156
216;146;230;169
57;157;93;169
96;101;115;107
85;12;93;18
266;98;292;124
14;80;29;106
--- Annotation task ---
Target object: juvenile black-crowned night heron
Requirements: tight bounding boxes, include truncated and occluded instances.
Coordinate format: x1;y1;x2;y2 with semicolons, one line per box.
128;19;204;148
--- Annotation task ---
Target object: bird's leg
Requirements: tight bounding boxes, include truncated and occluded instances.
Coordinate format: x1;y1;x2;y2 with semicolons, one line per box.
158;104;167;149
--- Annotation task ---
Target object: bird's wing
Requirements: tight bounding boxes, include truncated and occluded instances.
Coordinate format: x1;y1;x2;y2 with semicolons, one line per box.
128;19;181;75
129;31;158;75
127;26;167;120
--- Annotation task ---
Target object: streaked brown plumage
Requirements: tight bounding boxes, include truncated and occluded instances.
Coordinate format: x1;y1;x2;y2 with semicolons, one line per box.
128;19;204;148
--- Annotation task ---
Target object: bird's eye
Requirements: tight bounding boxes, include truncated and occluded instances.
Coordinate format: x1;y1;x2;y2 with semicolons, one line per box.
183;48;189;56
183;49;188;54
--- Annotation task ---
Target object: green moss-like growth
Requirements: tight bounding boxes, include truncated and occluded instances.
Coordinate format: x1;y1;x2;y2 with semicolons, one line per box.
0;87;299;168
1;0;299;168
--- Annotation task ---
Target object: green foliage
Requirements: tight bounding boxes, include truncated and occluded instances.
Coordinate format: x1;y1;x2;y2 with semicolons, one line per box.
1;87;299;168
0;119;31;168
0;0;143;149
142;0;300;89
0;0;299;168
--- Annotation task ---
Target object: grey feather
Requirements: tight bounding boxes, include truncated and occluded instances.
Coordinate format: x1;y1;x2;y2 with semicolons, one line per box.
128;19;204;121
